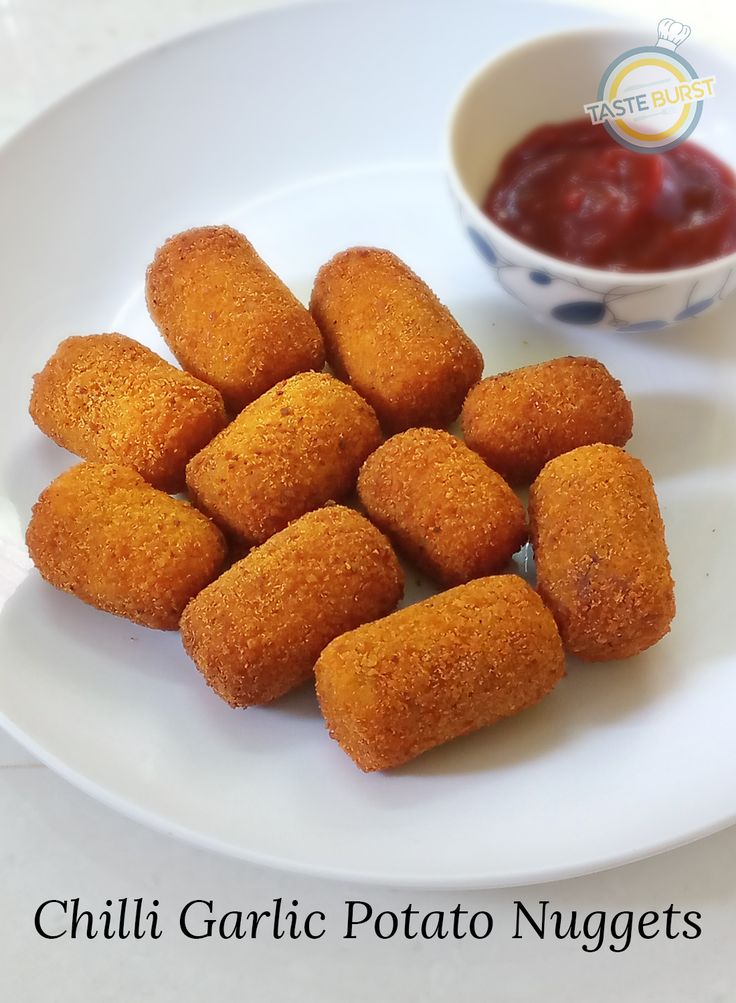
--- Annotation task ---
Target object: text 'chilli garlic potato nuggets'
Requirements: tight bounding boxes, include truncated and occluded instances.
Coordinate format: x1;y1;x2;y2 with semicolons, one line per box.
26;463;227;630
316;575;564;772
180;505;403;707
529;444;675;661
461;356;633;485
310;248;483;433
146;225;325;413
186;371;382;546
29;334;227;492
357;428;527;587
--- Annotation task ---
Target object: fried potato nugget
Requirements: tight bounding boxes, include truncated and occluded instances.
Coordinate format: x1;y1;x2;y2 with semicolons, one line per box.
26;463;227;629
461;356;633;484
180;506;403;707
310;248;483;433
529;444;675;661
357;428;526;586
146;225;325;413
315;575;564;771
29;334;227;492
186;371;382;545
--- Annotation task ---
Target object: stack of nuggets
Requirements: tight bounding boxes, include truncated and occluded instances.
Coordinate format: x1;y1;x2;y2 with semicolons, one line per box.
25;222;676;776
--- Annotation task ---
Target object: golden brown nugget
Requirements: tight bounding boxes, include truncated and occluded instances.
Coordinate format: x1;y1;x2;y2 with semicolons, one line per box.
357;428;527;586
146;226;325;412
461;356;633;485
310;248;483;433
26;463;227;629
529;444;675;661
315;575;564;771
180;506;403;707
186;371;382;545
30;334;227;492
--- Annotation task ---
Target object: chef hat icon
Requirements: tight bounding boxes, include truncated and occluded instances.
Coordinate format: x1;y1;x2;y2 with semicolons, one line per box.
656;18;691;51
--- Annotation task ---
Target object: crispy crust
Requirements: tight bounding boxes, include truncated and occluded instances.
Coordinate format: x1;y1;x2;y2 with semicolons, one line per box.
315;575;564;771
357;427;527;586
180;505;404;707
461;356;633;485
29;334;227;492
145;225;325;412
186;371;382;545
25;462;227;629
529;444;675;661
310;247;483;433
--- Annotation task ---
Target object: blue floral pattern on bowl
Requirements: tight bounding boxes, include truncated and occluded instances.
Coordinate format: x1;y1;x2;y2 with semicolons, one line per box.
463;222;735;331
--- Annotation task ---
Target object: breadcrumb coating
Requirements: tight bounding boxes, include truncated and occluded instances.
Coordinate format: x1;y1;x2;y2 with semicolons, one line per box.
529;444;675;661
186;371;382;545
310;247;483;433
461;356;633;484
358;428;526;586
146;225;325;412
26;462;227;629
29;334;227;492
180;505;403;707
315;575;564;771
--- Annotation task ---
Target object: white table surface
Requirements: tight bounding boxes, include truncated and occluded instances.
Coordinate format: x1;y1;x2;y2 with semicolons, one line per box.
1;1;734;999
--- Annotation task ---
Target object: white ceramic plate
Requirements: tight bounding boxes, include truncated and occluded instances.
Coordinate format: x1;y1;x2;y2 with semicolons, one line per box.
0;0;734;889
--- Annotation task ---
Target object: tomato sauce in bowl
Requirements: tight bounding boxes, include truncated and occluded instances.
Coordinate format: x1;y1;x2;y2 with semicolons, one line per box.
483;117;736;272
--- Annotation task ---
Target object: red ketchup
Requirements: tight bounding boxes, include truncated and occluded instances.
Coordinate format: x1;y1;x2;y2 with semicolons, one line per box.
483;118;736;271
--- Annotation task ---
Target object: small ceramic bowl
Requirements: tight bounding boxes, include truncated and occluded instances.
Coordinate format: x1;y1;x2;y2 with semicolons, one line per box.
447;27;736;331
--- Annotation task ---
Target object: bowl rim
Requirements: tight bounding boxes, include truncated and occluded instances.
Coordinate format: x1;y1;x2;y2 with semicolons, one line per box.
446;25;736;286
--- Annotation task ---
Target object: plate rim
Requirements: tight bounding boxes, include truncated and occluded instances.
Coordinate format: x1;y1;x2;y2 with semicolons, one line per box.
3;707;734;889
